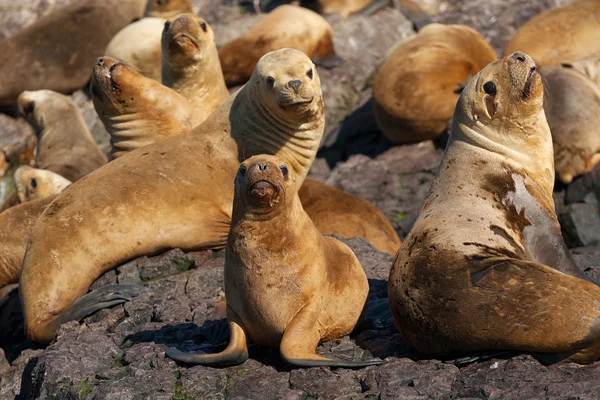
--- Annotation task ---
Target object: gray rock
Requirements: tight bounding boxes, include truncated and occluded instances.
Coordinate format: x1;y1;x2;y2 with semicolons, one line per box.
558;193;600;247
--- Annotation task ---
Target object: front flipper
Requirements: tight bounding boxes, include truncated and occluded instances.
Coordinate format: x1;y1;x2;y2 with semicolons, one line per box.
166;305;249;367
280;303;383;368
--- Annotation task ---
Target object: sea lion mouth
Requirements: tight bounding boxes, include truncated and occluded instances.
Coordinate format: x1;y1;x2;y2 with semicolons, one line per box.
278;97;314;111
522;66;538;100
248;180;281;206
170;33;199;49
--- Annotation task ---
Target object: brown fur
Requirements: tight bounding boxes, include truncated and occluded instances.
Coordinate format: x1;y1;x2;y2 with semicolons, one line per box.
389;52;600;364
20;49;325;344
299;178;400;254
541;59;600;183
18;90;107;182
0;0;146;106
373;23;497;144
219;5;337;86
504;0;600;67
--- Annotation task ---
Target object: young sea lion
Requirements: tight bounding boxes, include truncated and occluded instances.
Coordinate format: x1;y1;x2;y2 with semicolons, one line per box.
0;0;146;106
372;24;497;144
161;14;230;120
219;5;341;86
13;166;71;204
542;58;600;183
504;0;600;67
166;155;382;368
20;49;325;344
91;57;198;159
18;90;107;182
388;52;600;364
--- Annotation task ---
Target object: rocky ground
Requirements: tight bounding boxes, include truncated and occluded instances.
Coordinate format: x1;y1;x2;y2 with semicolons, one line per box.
3;0;600;399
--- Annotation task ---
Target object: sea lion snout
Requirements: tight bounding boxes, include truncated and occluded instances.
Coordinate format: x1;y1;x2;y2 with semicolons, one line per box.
288;80;302;93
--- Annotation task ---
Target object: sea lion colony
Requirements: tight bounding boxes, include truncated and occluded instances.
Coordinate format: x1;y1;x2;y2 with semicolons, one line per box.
0;0;600;372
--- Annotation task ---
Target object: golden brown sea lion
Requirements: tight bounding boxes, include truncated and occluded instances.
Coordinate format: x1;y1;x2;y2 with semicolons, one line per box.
20;48;325;344
161;14;230;120
18;90;107;182
542;58;600;184
299;177;400;254
219;5;341;87
388;52;600;365
0;0;146;106
90;57;198;159
372;23;497;144
504;0;600;67
166;155;382;368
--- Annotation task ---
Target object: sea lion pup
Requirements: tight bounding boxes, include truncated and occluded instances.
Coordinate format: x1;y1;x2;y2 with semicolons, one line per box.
0;0;146;107
167;156;382;368
372;23;497;144
504;0;600;67
541;58;600;184
20;48;325;344
219;5;341;87
13;166;72;203
388;52;600;365
299;178;400;254
91;57;198;159
161;14;230;119
105;0;194;81
18;90;107;182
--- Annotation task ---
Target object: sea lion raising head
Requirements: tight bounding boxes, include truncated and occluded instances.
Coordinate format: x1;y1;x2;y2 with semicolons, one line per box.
13;166;71;204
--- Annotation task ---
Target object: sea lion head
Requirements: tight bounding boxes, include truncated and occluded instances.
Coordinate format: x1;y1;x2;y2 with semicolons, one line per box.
145;0;193;18
162;13;214;69
250;48;323;121
233;155;296;217
18;90;77;136
91;57;142;115
13;166;71;203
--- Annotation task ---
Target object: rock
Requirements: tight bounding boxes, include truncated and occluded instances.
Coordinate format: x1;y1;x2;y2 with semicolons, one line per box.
0;0;76;40
565;164;600;205
558;193;600;247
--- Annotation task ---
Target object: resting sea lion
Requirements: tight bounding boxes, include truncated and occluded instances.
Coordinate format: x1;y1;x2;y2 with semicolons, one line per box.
18;90;107;182
20;48;325;344
219;5;341;86
504;0;600;67
13;166;72;203
105;0;194;81
372;23;497;144
0;0;146;106
162;14;230;119
541;58;600;184
166;155;382;368
388;52;600;364
91;57;198;159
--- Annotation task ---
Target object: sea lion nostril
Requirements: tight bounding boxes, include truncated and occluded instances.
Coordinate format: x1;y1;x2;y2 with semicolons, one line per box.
288;80;302;92
257;162;268;171
511;52;527;62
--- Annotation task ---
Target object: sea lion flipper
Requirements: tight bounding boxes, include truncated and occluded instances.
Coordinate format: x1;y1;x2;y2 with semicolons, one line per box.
313;55;343;70
57;284;150;324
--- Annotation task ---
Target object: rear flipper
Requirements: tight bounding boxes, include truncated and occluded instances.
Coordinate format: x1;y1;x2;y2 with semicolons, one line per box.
284;355;383;368
313;55;343;70
57;284;150;324
443;351;520;367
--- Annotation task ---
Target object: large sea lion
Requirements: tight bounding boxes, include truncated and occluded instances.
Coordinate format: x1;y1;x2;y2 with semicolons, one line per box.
388;52;600;364
504;0;600;67
542;58;600;184
166;155;382;368
161;14;230;119
104;0;194;81
91;57;198;159
372;23;497;144
0;0;146;107
20;48;325;344
219;5;341;87
18;90;107;182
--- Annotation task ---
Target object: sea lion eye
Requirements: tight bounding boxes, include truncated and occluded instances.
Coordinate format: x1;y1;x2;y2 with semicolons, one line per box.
266;77;275;88
280;165;288;177
306;68;313;79
24;101;35;114
199;22;207;32
30;178;37;188
239;166;247;177
483;81;496;95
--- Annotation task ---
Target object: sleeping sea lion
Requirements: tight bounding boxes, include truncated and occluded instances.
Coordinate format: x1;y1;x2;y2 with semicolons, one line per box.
18;90;107;182
13;166;72;204
388;52;600;364
20;48;325;344
372;23;497;144
166;155;382;368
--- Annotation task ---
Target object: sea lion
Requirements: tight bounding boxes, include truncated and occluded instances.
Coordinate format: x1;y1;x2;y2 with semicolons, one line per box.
104;0;194;81
91;57;198;159
388;52;600;364
299;177;400;254
20;48;325;344
0;0;146;107
504;0;600;67
372;23;497;144
13;166;72;203
18;90;108;182
541;58;600;184
166;155;382;368
161;14;230;119
219;5;341;87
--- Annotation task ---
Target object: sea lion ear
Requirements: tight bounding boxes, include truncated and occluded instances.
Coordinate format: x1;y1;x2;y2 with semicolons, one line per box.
561;63;573;69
